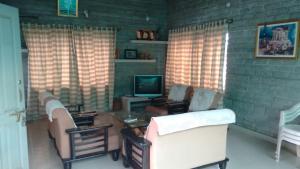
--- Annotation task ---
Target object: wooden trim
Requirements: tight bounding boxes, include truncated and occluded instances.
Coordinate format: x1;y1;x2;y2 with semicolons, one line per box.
115;59;156;63
254;19;300;59
130;40;168;45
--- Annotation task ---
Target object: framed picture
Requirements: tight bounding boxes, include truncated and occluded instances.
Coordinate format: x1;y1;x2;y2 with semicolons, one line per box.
58;0;78;17
124;49;138;59
255;20;300;58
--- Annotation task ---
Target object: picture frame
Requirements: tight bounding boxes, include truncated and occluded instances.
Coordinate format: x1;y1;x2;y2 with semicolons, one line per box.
124;49;138;59
255;20;300;59
58;0;78;17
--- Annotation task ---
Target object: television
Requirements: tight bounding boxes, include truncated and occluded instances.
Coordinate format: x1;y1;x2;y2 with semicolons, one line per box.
134;75;163;97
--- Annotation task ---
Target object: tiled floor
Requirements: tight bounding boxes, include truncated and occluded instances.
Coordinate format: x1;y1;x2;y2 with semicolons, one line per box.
27;119;300;169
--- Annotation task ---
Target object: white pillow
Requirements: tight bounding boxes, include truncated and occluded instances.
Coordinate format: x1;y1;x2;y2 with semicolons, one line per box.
189;88;216;111
168;85;188;101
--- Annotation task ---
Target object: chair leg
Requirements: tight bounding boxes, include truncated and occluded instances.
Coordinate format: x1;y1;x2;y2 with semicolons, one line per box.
219;159;228;169
297;145;300;157
111;149;120;161
63;161;72;169
275;136;283;162
122;155;130;168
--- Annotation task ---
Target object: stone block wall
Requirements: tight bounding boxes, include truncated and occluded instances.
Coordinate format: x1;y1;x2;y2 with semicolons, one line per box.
168;0;300;137
1;0;167;98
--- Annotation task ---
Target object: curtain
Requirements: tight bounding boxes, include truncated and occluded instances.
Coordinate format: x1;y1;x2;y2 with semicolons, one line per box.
22;24;115;120
165;20;228;92
73;27;115;111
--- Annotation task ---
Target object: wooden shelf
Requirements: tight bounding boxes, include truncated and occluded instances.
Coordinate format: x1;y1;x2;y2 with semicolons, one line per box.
115;59;156;63
130;40;168;45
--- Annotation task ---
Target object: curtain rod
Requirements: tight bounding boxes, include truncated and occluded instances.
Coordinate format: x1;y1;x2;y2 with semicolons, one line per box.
21;22;121;32
170;18;233;29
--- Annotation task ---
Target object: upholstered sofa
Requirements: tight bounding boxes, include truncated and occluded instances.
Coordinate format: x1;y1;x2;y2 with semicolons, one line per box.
122;109;236;169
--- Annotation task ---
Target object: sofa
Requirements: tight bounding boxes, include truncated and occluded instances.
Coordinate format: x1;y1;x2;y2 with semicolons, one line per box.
122;109;236;169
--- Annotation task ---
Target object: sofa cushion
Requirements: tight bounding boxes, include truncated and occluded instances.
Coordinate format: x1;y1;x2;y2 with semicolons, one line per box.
189;88;216;111
168;85;188;101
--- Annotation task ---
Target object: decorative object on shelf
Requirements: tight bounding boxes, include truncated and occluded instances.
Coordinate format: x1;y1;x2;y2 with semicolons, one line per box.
255;20;299;58
115;48;120;59
136;30;157;40
58;0;78;17
124;49;138;59
136;30;142;40
139;52;151;60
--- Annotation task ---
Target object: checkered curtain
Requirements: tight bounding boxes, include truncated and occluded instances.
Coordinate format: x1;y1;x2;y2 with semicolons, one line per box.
22;24;115;120
166;21;228;92
73;27;115;111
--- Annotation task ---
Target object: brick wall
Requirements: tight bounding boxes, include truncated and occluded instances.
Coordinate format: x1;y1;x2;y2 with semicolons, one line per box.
1;0;167;98
168;0;300;137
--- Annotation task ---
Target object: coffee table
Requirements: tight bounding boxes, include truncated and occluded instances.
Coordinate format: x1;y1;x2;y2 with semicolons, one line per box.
113;111;152;129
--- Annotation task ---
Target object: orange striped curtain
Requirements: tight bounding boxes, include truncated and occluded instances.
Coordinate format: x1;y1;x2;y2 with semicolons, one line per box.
22;24;115;120
166;21;228;92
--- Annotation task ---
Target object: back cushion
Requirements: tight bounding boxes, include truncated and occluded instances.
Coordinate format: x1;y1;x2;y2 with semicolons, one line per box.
52;108;76;159
189;88;216;111
168;85;188;101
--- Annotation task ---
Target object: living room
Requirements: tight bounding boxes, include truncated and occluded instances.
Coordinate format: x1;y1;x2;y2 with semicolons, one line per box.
0;0;300;169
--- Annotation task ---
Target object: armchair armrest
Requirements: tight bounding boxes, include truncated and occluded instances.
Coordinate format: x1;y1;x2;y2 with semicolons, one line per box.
66;124;113;134
121;128;152;149
77;111;97;116
72;111;97;127
64;104;84;114
121;128;151;169
150;96;167;106
167;100;189;114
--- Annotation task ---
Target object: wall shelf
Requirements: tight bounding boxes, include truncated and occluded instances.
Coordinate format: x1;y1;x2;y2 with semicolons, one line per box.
130;40;168;45
115;59;156;63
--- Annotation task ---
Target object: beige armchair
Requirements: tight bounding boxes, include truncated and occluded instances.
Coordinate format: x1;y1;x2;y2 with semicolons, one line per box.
45;98;122;169
122;109;236;169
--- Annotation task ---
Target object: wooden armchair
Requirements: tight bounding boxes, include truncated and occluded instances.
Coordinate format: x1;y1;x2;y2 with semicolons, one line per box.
52;107;121;169
145;85;193;116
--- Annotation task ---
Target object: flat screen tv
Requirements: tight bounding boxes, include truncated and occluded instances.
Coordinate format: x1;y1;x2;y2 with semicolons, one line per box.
134;75;163;97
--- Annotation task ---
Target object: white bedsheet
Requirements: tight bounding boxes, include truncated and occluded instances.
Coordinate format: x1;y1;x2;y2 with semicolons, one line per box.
152;109;236;135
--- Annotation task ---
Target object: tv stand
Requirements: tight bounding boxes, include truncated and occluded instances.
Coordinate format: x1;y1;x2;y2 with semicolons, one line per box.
121;96;150;112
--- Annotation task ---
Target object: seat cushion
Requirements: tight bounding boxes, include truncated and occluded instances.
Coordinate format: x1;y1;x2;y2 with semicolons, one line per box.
283;125;300;137
145;105;168;116
168;85;188;101
189;88;216;111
